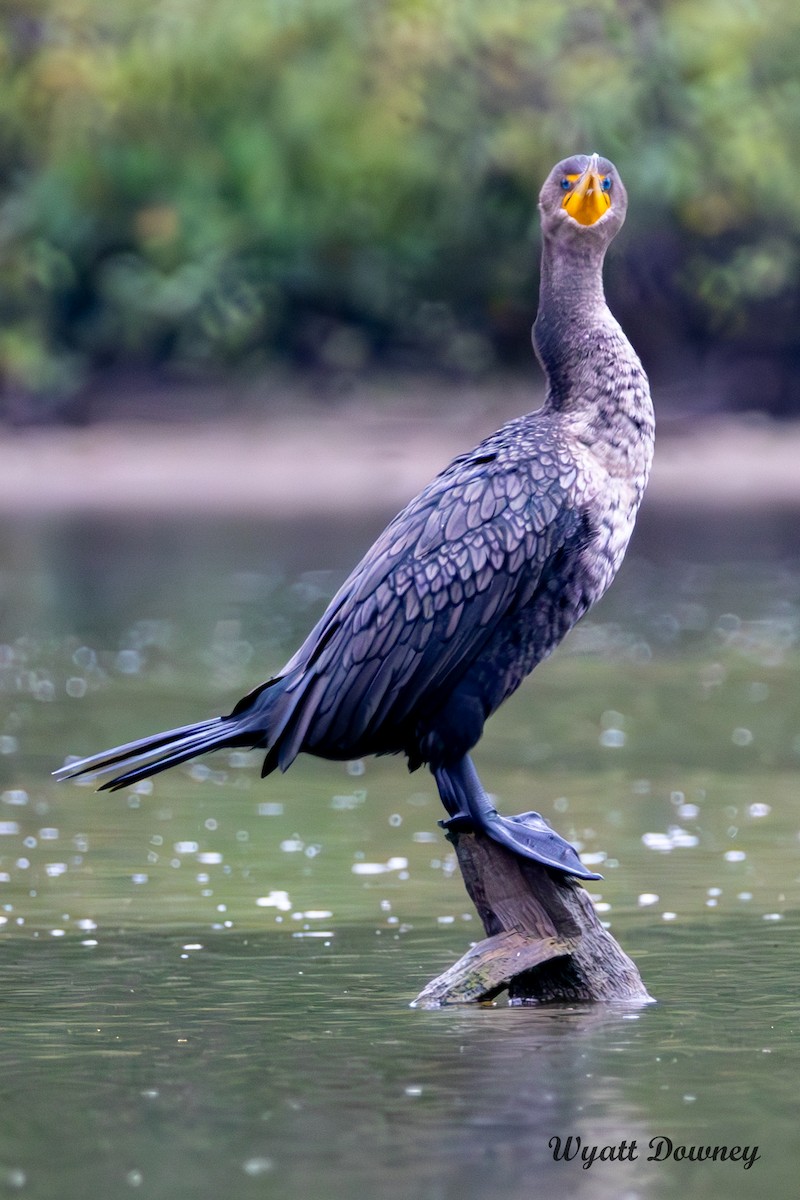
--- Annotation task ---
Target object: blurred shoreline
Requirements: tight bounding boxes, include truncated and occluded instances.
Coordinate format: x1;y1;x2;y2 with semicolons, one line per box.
1;379;798;516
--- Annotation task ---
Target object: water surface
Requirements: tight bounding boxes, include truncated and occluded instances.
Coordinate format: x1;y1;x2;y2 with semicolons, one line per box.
1;507;799;1198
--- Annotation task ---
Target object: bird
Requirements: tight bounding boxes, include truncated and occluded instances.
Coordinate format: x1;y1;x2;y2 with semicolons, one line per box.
55;153;654;881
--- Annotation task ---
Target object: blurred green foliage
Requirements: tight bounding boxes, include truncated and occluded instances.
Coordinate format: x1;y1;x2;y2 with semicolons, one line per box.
1;0;800;417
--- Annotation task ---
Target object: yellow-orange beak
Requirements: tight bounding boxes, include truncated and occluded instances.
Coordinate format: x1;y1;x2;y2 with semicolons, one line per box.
561;157;612;226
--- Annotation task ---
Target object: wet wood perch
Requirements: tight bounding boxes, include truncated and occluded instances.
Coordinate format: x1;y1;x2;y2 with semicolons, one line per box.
413;827;652;1007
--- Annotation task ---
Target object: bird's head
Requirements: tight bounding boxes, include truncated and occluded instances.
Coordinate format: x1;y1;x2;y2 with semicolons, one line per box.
539;153;627;245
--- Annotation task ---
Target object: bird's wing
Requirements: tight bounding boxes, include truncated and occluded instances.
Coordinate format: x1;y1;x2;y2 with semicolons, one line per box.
253;434;587;768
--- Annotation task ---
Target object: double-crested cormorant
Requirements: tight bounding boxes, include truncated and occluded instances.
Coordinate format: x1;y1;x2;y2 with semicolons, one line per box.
55;154;654;881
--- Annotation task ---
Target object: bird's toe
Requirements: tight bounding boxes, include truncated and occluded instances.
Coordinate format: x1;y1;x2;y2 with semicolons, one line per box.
479;811;603;880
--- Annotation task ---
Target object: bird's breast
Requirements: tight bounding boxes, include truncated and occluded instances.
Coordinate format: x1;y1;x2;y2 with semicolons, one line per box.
568;435;649;602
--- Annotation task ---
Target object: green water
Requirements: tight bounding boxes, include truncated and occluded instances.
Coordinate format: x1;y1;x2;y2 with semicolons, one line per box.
1;508;799;1199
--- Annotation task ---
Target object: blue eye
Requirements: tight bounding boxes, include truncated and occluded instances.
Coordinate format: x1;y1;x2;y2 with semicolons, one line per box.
560;178;571;190
601;176;612;192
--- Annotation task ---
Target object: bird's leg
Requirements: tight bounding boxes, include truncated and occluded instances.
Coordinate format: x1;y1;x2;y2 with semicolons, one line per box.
432;763;473;827
433;754;602;881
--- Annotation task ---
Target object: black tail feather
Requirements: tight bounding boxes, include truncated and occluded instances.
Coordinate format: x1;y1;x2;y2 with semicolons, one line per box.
54;715;252;792
53;671;319;792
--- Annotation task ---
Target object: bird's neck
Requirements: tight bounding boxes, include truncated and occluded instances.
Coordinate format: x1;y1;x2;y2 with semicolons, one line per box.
532;230;654;482
533;234;615;406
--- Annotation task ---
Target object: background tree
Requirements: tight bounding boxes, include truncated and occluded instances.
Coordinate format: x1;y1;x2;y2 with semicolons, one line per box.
1;0;799;418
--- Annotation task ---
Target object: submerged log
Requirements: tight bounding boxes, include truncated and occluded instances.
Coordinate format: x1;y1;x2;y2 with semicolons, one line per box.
413;826;652;1008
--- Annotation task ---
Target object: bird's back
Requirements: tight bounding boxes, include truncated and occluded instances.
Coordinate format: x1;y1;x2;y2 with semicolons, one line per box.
248;403;636;774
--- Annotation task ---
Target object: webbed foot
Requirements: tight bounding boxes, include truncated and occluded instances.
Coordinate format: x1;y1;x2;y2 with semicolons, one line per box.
434;756;602;881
